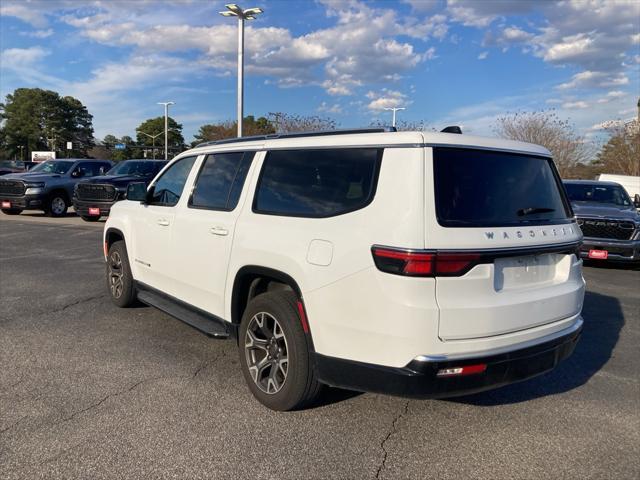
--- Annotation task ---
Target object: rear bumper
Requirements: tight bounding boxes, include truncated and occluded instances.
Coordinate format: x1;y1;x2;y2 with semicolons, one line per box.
580;237;640;262
72;198;115;217
0;194;43;210
314;320;582;399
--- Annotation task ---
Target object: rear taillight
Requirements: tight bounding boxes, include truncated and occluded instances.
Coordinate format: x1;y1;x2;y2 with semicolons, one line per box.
371;247;481;277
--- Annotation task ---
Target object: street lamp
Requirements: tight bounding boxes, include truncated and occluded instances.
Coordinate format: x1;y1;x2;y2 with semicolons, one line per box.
219;3;264;137
157;101;175;160
384;107;405;128
136;130;164;160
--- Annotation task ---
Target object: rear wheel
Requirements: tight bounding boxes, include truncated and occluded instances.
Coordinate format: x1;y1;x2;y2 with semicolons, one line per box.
80;215;101;222
238;291;322;411
106;240;136;307
47;194;68;217
1;208;23;215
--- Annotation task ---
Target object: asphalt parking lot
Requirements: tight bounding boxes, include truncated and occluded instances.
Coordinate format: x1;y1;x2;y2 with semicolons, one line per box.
1;216;638;480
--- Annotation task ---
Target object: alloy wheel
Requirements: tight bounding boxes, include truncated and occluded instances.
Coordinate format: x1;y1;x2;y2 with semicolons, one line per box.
51;197;66;215
108;250;124;298
245;312;289;394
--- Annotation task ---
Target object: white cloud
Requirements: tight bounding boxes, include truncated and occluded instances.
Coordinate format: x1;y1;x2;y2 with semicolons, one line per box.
562;100;589;109
447;0;538;27
20;28;54;39
366;89;411;111
556;71;629;90
0;46;50;67
317;101;343;114
478;51;488;60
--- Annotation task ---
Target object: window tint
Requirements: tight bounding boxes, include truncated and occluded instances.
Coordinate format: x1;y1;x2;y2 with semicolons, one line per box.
75;162;105;177
149;156;197;206
434;148;571;227
190;152;254;210
254;149;381;217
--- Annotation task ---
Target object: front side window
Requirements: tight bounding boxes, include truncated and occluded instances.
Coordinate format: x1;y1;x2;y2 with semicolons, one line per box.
190;152;254;210
254;148;382;217
149;156;197;207
434;148;572;227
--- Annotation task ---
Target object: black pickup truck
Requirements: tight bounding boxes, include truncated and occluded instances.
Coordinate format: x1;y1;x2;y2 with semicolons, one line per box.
0;159;112;217
73;159;166;221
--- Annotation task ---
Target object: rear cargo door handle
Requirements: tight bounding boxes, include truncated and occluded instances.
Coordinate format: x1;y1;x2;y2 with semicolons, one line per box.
209;227;229;236
157;219;170;226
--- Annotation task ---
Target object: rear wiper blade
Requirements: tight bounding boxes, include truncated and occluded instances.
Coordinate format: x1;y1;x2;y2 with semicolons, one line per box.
517;207;556;216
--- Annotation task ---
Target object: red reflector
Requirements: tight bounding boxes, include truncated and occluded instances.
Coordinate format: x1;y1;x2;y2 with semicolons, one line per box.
437;364;487;377
296;301;309;334
372;248;435;275
435;253;481;275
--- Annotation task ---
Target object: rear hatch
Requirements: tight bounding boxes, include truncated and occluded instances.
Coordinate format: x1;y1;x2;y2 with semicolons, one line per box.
428;147;584;341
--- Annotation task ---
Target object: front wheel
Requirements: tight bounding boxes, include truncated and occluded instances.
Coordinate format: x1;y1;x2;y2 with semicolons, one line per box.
1;208;23;215
106;240;136;307
238;291;322;411
47;194;68;217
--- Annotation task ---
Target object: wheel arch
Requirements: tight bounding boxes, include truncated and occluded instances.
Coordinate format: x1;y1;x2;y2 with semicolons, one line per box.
231;265;315;351
104;227;125;257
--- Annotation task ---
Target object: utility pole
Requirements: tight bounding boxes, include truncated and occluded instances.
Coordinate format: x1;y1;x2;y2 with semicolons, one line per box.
137;130;164;160
220;4;264;137
384;107;406;128
157;102;175;160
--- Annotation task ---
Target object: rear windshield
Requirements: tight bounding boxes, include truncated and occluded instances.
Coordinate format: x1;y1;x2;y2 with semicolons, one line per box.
564;183;631;207
434;148;571;227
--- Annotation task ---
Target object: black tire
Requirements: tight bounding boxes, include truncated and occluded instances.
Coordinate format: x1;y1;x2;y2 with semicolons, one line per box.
106;240;136;308
46;193;68;217
1;208;23;215
238;291;322;411
80;215;101;222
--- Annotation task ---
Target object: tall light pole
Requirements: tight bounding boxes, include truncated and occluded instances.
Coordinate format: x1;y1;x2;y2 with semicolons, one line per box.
384;107;405;128
220;4;263;137
157;101;175;160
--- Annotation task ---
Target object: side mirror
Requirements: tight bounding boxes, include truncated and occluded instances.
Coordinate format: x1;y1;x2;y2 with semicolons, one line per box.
634;194;640;209
126;182;147;202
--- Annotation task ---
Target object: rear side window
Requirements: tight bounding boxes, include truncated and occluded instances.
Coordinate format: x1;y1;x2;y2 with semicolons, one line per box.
190;152;254;211
254;148;382;217
434;148;571;227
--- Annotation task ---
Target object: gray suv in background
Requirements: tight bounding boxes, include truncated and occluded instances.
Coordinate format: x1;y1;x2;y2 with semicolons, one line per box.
0;159;112;217
564;180;640;263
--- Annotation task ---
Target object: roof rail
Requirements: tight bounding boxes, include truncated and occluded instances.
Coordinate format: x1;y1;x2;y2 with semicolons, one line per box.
195;127;397;148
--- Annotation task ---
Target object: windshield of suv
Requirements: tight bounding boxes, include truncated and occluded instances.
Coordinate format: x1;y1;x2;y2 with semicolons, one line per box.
434;148;572;227
29;161;73;174
564;183;631;207
107;161;163;177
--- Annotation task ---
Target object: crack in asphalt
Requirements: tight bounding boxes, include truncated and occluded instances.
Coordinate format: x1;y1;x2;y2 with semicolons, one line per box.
374;400;410;480
0;416;27;435
58;294;105;313
192;349;229;378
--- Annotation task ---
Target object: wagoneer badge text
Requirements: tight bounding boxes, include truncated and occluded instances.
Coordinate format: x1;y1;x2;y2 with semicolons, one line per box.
484;225;577;240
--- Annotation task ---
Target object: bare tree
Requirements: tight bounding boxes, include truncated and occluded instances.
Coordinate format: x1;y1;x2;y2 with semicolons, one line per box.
268;112;337;133
493;111;595;177
369;119;434;131
595;119;639;176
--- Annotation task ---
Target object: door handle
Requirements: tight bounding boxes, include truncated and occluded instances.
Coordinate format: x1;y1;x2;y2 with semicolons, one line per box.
209;227;229;236
157;219;170;226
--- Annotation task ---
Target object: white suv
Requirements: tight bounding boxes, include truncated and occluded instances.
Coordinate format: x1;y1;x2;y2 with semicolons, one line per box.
104;128;585;411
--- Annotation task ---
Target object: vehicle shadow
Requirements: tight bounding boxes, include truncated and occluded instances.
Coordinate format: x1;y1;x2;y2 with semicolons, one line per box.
583;259;640;271
450;290;624;406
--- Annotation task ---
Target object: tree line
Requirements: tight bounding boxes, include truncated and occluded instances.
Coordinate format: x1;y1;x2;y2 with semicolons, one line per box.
1;88;637;177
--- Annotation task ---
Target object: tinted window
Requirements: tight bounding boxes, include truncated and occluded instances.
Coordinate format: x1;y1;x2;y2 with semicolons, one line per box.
564;183;631;207
254;149;381;217
107;161;166;177
190;152;254;210
434;148;571;227
149;156;197;206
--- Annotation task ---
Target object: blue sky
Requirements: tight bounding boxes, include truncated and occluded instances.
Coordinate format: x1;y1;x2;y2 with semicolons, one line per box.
1;0;638;143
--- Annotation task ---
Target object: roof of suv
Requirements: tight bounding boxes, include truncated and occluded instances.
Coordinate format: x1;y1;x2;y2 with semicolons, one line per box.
563;179;622;186
187;130;551;158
